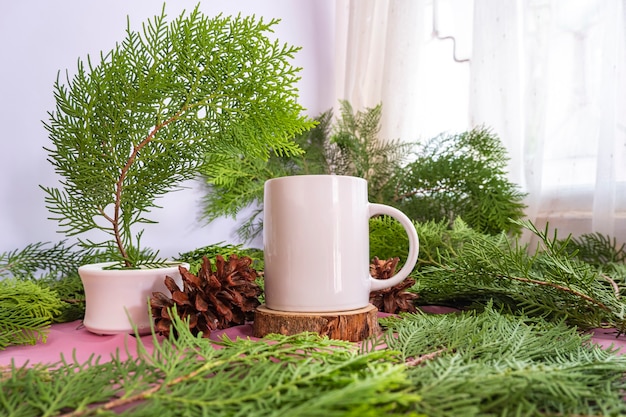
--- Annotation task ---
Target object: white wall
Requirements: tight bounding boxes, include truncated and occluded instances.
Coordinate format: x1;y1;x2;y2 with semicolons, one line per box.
0;1;335;258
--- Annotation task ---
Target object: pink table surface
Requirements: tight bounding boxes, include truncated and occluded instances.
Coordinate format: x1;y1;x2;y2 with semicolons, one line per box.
2;308;626;368
0;320;256;368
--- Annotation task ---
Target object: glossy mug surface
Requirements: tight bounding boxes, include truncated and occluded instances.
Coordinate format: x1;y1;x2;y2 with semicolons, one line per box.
263;175;419;312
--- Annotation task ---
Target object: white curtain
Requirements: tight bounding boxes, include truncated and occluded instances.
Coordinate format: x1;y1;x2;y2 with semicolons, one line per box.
335;0;626;245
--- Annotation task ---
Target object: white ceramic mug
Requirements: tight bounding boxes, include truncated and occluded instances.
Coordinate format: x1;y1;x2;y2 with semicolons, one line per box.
263;175;419;312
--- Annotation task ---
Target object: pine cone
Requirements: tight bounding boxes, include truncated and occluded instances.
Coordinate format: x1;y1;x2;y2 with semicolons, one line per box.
369;256;419;314
150;254;262;338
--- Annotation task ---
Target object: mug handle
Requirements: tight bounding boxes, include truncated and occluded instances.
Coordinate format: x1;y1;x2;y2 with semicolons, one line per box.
368;203;420;291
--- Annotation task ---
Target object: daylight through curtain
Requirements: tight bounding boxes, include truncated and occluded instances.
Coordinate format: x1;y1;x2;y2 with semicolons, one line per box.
335;0;626;245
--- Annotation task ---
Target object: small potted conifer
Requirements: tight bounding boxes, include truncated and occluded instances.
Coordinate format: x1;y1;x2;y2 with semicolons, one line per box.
40;4;313;334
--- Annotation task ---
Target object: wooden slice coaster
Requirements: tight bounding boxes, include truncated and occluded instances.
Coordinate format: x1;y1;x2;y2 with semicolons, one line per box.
252;303;380;342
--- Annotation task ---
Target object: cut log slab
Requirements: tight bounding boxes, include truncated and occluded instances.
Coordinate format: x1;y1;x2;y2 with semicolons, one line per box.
252;304;380;342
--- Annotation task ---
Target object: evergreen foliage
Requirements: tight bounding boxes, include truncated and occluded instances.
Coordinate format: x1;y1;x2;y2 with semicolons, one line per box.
202;104;525;241
3;305;626;416
412;219;626;331
2;219;624;347
566;231;626;266
0;241;87;281
0;279;65;349
380;305;626;417
40;4;314;268
369;215;414;265
387;127;527;236
369;215;626;331
0;242;98;330
37;274;86;323
202;108;336;240
201;101;410;240
0;312;415;417
325;101;410;203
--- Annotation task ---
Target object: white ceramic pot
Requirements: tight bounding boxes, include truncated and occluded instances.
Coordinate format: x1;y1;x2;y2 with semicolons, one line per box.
78;262;187;335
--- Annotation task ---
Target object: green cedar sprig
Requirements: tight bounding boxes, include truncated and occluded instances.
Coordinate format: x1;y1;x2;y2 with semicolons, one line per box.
0;311;417;416
370;215;626;332
413;218;626;331
0;241;96;326
3;304;626;415
202;105;525;242
0;279;65;349
379;304;626;417
565;231;626;266
200;108;337;241
41;4;314;268
201;101;410;241
387;127;527;236
0;241;87;281
326;101;411;203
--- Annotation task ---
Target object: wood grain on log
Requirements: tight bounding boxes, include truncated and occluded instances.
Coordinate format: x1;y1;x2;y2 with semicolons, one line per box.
252;304;380;342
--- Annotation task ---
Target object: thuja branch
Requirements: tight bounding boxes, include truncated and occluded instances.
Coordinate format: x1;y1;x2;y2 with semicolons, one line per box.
499;274;612;312
58;357;232;417
41;5;314;267
57;331;380;417
6;309;626;416
110;108;187;266
405;348;447;367
414;219;626;330
433;265;614;313
602;273;621;298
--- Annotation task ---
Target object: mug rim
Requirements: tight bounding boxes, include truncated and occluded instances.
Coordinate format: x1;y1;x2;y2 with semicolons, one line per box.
266;174;366;185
